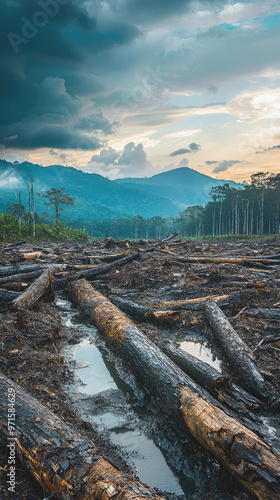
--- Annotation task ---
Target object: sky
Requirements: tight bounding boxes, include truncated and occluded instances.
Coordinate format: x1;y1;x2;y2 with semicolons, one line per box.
1;0;280;182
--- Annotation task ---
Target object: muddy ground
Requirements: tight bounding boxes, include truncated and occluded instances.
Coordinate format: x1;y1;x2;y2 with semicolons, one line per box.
0;237;280;499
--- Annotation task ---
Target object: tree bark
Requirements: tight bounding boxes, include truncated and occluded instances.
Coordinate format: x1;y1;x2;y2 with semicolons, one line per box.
157;340;266;428
160;294;229;310
0;289;21;302
109;295;180;328
0;372;166;500
171;256;277;267
2;240;26;249
246;308;280;320
0;264;47;278
69;279;280;500
203;299;270;402
11;268;54;310
0;269;43;284
73;252;140;280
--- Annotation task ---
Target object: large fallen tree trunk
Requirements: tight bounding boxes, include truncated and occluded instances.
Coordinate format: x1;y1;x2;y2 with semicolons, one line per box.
109;295;180;328
157;341;265;418
0;264;47;278
69;279;280;500
11;267;54;310
203;299;270;402
73;252;140;280
0;372;166;500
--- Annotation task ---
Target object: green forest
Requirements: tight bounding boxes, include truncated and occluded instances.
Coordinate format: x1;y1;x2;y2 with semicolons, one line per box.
70;172;280;239
1;171;279;242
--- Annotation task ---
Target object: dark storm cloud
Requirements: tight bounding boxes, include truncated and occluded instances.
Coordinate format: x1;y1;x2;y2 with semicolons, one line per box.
0;0;138;150
1;125;102;150
170;142;201;156
74;110;118;135
109;0;230;24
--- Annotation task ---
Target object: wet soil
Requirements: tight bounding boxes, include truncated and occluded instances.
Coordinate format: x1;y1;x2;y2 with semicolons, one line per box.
0;237;280;499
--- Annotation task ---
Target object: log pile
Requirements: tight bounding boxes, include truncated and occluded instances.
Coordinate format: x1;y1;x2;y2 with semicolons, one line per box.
0;237;280;499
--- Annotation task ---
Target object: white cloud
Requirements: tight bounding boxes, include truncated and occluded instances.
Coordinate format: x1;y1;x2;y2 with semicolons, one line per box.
87;142;152;179
0;170;24;190
164;129;202;139
228;87;280;119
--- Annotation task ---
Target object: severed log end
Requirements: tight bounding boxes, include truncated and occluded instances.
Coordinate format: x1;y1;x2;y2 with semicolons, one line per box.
145;309;181;328
179;386;280;500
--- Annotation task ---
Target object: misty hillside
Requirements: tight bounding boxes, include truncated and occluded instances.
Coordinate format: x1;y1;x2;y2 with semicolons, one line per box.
0;160;241;221
116;167;240;210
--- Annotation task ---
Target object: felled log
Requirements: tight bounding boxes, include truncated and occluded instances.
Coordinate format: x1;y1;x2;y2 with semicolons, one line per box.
203;299;270;402
160;294;229;310
2;282;29;292
2;240;26;249
149;231;179;248
86;253;126;263
11;268;53;310
0;264;47;278
19;251;42;260
157;341;264;418
0;289;21;302
0;372;166;500
172;255;276;267
73;252;140;280
107;297;263;419
0;269;43;284
246;308;280;320
69;279;280;500
109;295;180;328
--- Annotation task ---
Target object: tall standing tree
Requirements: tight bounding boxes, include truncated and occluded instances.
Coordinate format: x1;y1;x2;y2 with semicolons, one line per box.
27;177;36;237
38;188;74;234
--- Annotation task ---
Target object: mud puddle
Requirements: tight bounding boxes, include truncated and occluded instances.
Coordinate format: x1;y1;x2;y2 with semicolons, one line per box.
175;338;223;372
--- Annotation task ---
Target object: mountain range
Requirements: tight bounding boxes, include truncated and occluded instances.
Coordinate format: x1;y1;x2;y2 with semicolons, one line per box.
0;159;240;221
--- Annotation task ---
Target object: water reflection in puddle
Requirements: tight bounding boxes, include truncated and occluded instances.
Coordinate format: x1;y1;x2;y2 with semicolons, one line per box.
177;340;222;372
75;340;117;394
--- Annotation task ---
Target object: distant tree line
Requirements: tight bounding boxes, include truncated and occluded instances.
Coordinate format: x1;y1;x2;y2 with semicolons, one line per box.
70;172;280;239
172;172;280;238
70;215;170;240
2;171;280;241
